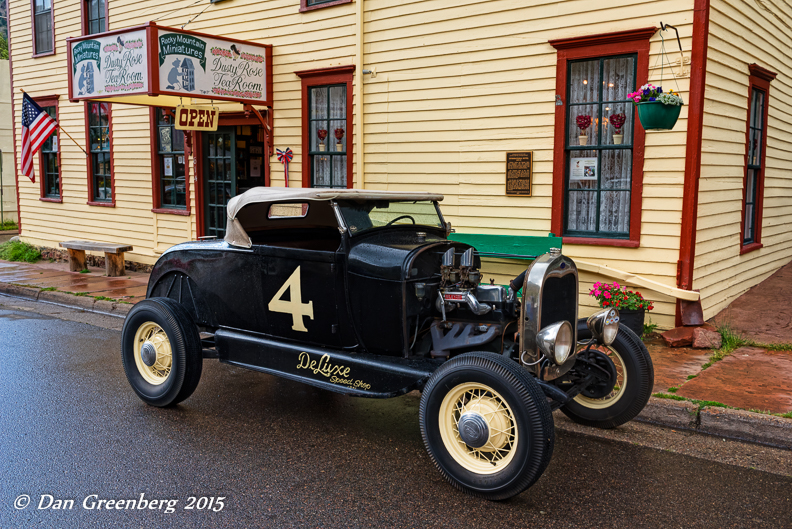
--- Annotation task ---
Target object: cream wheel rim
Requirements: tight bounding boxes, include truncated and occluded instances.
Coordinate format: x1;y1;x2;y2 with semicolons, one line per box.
133;321;173;385
573;345;627;409
438;382;518;474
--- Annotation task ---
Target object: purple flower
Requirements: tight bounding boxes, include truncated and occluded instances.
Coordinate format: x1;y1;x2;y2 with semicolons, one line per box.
657;87;663;93
649;97;656;101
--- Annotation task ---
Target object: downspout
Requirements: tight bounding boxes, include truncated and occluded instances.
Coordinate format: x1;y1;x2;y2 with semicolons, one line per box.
676;0;711;325
355;0;364;188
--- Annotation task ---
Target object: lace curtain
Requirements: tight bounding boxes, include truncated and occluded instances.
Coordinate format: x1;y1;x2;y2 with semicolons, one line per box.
566;57;635;235
310;86;347;188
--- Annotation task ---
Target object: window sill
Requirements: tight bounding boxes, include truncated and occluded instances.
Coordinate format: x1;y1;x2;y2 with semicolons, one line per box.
40;197;63;203
87;200;115;208
740;242;763;255
32;50;56;58
562;236;640;248
152;208;191;216
299;0;352;12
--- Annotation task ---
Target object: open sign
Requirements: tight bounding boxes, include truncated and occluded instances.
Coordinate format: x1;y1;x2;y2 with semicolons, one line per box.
175;105;220;131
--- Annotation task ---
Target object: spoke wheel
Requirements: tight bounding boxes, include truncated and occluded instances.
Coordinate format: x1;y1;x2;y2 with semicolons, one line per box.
439;383;518;474
133;322;173;385
573;345;627;409
121;298;203;407
420;352;554;500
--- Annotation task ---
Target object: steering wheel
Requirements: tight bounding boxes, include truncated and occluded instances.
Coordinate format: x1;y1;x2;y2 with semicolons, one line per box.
385;215;416;226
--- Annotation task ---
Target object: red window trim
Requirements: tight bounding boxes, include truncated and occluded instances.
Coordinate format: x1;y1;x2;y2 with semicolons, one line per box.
30;0;56;57
299;0;352;13
35;95;63;202
740;64;777;255
80;0;109;36
549;27;655;248
84;101;116;207
295;65;355;189
149;107;192;216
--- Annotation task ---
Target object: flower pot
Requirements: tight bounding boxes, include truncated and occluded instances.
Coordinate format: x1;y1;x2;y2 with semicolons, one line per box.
636;101;682;131
318;144;326;152
617;309;645;337
335;143;343;152
613;133;623;145
579;135;588;146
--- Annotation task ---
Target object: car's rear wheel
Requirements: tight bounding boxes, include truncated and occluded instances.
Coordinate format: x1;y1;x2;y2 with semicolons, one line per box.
121;298;202;407
419;352;554;500
560;322;653;429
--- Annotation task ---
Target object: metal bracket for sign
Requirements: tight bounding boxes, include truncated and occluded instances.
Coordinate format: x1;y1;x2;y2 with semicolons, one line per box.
244;105;273;150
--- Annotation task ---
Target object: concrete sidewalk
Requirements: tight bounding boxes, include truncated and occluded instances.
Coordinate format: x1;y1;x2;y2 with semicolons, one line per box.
0;257;790;448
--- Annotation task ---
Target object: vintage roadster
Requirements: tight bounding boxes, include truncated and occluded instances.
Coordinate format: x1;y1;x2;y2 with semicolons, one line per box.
121;188;653;500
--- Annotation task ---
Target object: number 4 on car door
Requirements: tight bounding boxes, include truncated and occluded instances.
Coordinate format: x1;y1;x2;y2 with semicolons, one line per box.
268;266;314;332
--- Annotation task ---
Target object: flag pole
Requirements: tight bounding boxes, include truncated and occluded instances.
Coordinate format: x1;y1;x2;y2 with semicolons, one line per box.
20;89;88;156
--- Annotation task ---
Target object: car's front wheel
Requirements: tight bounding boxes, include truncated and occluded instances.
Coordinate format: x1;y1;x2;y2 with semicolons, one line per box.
559;321;653;429
419;352;554;500
121;298;202;407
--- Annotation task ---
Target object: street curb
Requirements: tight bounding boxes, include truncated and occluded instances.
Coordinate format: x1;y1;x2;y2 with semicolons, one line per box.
0;282;133;317
635;397;792;450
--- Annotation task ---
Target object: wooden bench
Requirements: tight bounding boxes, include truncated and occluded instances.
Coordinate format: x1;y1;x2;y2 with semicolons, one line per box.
59;241;134;277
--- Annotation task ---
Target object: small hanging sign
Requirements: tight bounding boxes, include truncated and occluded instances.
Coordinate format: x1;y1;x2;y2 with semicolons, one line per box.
505;152;533;196
174;105;220;131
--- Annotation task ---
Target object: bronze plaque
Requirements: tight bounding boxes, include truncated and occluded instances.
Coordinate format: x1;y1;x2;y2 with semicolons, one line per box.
506;152;532;196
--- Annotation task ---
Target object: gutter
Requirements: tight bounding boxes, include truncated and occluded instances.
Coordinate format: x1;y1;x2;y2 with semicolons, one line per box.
6;0;21;232
676;0;712;320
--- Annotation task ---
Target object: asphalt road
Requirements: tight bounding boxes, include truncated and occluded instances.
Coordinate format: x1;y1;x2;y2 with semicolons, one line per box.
1;294;791;529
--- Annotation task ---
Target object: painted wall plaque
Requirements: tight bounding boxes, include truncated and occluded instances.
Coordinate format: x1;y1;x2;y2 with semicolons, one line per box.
505;152;533;196
70;29;148;99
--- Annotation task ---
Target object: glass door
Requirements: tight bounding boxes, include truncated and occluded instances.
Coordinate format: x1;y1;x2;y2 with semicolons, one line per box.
203;127;236;238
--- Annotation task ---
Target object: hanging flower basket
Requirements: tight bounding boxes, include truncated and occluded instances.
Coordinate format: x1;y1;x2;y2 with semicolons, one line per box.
629;84;683;131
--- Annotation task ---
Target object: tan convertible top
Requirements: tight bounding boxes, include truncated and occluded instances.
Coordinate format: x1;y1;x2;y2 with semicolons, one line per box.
224;187;444;248
226;187;444;220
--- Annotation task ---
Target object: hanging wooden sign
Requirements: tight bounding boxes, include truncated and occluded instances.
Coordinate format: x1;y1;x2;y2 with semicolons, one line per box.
505;152;532;196
175;105;220;131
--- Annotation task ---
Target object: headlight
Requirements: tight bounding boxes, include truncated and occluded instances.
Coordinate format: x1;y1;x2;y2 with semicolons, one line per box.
587;308;620;345
536;320;574;365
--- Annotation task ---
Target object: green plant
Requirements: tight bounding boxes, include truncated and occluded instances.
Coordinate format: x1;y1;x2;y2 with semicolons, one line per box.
94;296;116;302
0;219;18;231
589;281;654;311
40;287;57;292
73;292;89;297
667;386;679;393
0;240;42;263
686;374;697;380
652;392;686;401
79;269;91;274
780;411;792;419
642;319;659;337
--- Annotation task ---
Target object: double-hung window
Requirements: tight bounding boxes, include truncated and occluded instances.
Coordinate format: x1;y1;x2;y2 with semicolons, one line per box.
87;102;112;203
308;84;348;188
154;108;187;210
565;55;637;238
741;64;776;253
84;0;106;35
40;106;60;198
33;0;54;56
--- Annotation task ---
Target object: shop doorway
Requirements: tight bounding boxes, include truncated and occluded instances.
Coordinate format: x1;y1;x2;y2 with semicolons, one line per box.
201;123;267;238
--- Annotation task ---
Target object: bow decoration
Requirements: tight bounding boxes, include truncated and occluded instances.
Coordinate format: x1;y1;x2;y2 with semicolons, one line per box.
276;147;293;187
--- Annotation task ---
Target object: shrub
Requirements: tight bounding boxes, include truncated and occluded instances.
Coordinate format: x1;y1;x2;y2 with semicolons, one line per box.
0;240;41;263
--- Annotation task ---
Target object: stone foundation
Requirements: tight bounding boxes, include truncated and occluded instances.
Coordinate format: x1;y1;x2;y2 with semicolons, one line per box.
37;247;154;274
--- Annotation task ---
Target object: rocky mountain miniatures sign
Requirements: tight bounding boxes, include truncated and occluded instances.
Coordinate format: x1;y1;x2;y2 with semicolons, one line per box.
67;23;273;106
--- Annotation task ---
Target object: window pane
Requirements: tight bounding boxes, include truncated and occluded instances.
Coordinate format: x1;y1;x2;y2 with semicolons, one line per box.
744;204;754;241
569;105;598;147
159;127;172;152
330;119;346;152
329;86;346;118
568;60;600;104
601;103;632;146
600;150;632;189
749;128;761;166
311;87;328;119
752;90;764;129
599;191;630;234
568;151;598;189
332;155;347;188
746;169;756;203
567;191;597;232
602;57;635;101
173;129;184;153
313;154;330;187
311;121;328;152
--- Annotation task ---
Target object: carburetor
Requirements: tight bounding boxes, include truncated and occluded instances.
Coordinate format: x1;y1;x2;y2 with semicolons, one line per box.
437;248;491;317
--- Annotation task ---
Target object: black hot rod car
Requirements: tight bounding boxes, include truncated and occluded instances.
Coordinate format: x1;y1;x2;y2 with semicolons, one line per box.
121;188;653;500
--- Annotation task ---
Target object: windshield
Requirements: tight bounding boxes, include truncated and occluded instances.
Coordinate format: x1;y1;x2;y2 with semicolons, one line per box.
337;200;443;235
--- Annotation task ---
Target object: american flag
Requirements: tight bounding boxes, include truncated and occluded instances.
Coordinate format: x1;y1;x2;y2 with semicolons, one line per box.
21;93;58;182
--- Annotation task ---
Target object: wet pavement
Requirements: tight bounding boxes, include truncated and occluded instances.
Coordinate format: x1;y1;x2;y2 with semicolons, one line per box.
1;297;791;528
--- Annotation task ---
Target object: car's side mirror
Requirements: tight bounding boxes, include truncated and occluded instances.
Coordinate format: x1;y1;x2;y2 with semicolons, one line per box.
445;221;455;237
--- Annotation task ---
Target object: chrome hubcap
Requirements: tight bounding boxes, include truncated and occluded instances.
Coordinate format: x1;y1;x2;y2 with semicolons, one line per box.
457;412;490;448
140;342;157;367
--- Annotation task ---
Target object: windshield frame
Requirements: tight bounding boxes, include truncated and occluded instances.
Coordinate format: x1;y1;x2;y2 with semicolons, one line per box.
332;199;447;237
